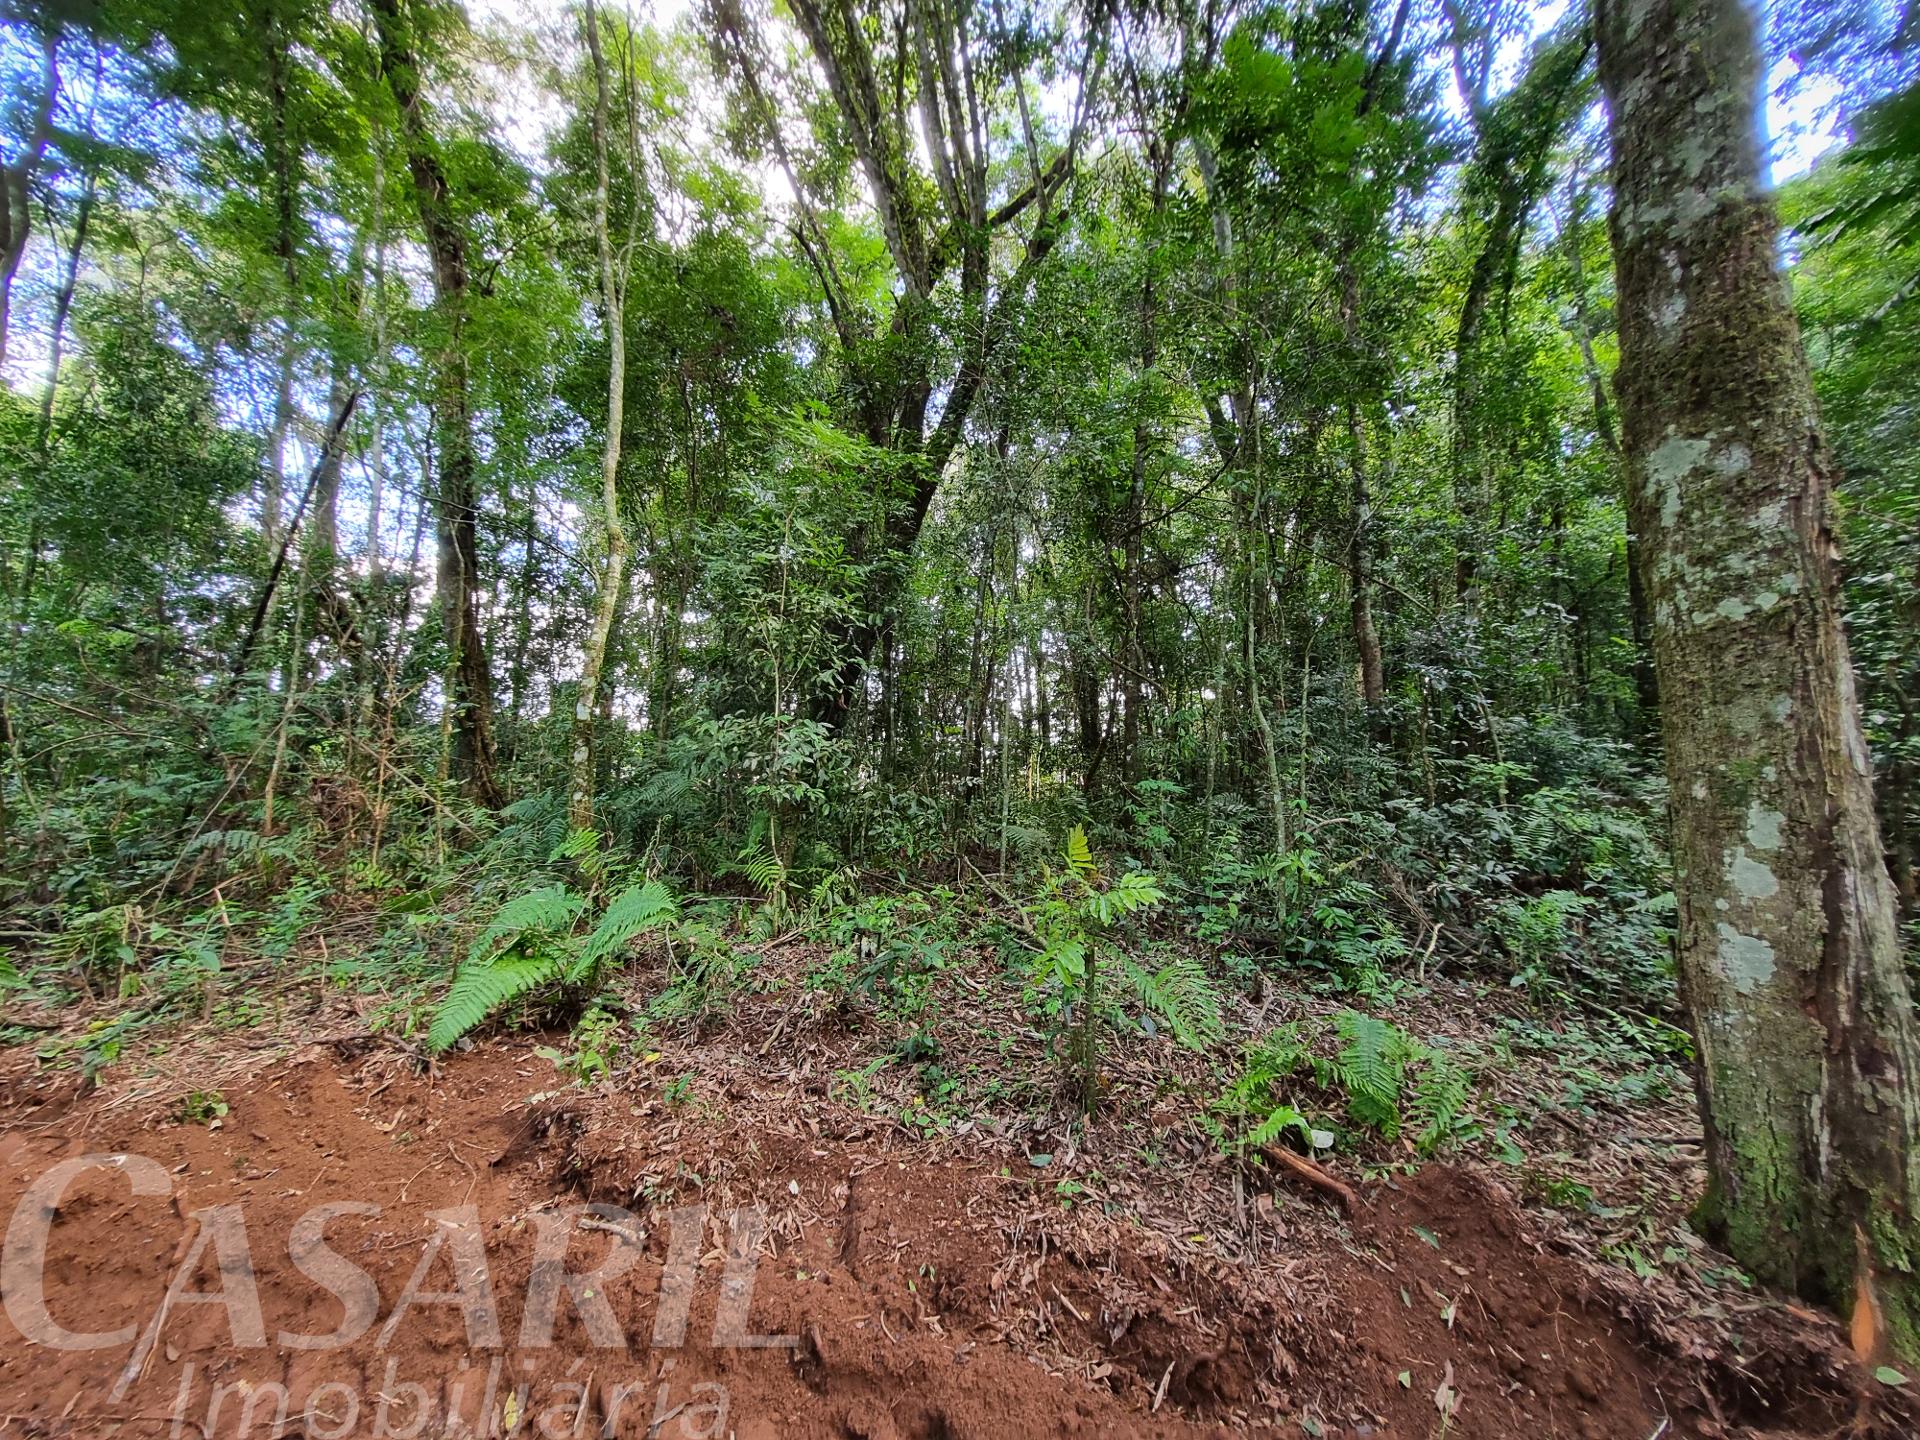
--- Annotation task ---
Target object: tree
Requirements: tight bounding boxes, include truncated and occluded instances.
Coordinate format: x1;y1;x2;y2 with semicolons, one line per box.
371;0;502;807
705;0;1097;730
1447;16;1591;604
0;12;60;372
1597;0;1920;1357
568;0;640;836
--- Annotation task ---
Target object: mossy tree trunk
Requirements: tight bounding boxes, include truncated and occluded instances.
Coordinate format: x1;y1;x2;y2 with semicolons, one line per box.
570;0;636;837
1597;0;1920;1357
373;0;501;809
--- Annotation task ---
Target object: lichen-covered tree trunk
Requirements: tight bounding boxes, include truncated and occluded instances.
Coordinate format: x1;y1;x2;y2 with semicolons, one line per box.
1597;0;1920;1357
570;0;635;836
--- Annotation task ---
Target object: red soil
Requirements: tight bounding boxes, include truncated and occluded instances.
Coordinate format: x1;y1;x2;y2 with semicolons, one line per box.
0;1041;1901;1438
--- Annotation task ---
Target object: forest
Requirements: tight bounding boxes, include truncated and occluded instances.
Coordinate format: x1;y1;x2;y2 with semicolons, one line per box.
2;0;1919;1435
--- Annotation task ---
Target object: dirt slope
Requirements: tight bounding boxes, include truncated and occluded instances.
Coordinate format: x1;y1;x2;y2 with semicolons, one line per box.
0;1038;1899;1439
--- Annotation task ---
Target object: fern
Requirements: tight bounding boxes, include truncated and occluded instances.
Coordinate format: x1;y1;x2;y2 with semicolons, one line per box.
1246;1104;1313;1149
468;885;585;966
1118;953;1225;1051
550;827;608;882
1064;824;1096;879
433;879;679;1054
568;880;677;980
1410;1047;1472;1154
1003;822;1052;862
1335;1011;1408;1137
430;951;563;1053
1217;1013;1477;1155
737;843;787;899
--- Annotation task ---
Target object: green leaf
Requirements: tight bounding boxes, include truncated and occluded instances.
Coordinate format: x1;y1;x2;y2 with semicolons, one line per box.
1064;825;1096;878
468;886;585;966
568;880;678;981
430;951;564;1053
1247;1105;1312;1149
1874;1366;1908;1387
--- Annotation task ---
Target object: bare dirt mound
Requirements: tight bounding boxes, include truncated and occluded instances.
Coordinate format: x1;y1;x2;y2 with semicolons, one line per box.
0;1041;1899;1438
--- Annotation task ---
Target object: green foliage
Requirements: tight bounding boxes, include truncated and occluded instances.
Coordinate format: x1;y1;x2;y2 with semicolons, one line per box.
174;1090;229;1125
466;886;586;967
571;880;677;979
1024;826;1220;1112
429;879;678;1053
1218;1012;1476;1157
1113;952;1227;1052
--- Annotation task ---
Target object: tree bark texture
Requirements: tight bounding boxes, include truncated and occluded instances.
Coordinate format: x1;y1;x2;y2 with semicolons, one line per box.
1598;0;1920;1356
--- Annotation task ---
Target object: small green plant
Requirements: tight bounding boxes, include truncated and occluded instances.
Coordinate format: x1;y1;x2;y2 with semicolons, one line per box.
1028;826;1222;1113
175;1090;229;1124
536;1007;626;1085
428;879;677;1052
1217;1012;1475;1156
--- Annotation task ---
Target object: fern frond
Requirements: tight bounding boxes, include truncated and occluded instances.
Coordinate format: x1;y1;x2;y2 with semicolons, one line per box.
1247;1104;1312;1149
467;885;585;966
1411;1048;1472;1155
430;950;564;1052
1336;1011;1408;1137
1064;825;1096;880
737;843;787;898
1004;823;1052;860
1119;954;1225;1051
637;768;695;812
568;880;678;981
550;827;601;862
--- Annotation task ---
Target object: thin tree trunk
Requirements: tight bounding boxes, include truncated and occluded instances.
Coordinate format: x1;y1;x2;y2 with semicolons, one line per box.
1598;0;1920;1358
1122;141;1169;785
263;333;296;545
372;0;501;808
364;133;390;587
570;0;636;835
1245;486;1288;856
35;169;93;446
1338;264;1387;721
1559;172;1659;723
1345;400;1387;713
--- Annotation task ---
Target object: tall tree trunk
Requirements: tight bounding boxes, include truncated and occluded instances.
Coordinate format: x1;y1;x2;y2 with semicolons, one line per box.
570;0;637;835
1338;262;1387;722
505;492;539;738
1598;0;1920;1358
262;333;296;546
1121;141;1170;786
1345;399;1387;714
372;0;501;808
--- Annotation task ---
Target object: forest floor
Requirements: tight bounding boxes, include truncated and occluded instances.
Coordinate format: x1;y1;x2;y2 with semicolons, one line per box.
1;933;1909;1440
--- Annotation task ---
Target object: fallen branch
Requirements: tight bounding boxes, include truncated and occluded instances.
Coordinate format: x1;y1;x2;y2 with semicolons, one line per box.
1259;1144;1360;1214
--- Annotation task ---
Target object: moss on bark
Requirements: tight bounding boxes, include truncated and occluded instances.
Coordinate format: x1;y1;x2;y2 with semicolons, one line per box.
1597;0;1920;1360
